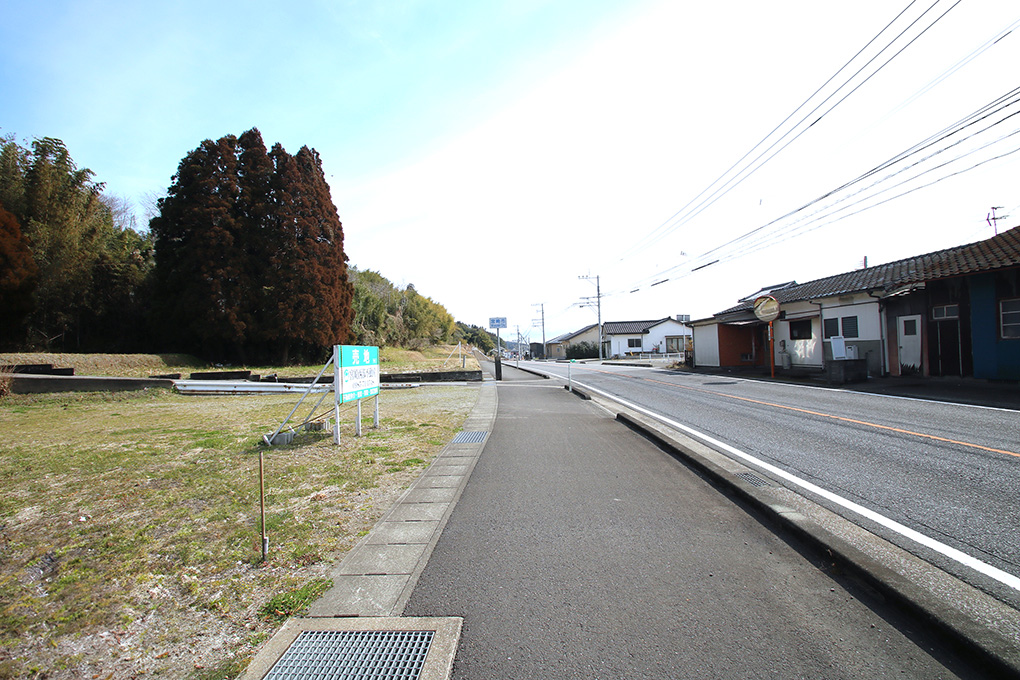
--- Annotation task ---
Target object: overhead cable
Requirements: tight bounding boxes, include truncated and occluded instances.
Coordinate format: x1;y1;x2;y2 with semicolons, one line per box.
618;84;1020;294
618;0;960;262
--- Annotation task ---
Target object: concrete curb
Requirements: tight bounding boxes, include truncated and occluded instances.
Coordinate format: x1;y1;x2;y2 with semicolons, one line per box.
606;403;1020;676
307;382;496;618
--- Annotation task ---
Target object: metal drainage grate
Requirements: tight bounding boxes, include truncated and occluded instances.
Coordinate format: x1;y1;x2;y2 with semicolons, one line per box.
736;472;770;487
452;431;488;444
264;629;434;680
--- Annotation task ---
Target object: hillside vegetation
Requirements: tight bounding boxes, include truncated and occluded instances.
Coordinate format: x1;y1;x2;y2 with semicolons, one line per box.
1;132;474;364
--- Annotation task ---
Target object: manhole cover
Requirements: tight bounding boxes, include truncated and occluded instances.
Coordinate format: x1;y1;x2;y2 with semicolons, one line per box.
452;431;487;444
264;629;434;680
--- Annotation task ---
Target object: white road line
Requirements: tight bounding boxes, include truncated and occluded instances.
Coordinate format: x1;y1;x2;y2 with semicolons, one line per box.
556;372;1020;594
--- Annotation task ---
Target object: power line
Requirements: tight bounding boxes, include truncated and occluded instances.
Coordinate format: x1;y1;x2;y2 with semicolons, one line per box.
881;16;1020;120
709;91;1020;261
617;83;1020;295
619;0;960;262
710;96;1020;262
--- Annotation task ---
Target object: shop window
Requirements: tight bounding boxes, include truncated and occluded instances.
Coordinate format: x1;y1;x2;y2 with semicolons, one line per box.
1002;299;1020;339
789;319;812;340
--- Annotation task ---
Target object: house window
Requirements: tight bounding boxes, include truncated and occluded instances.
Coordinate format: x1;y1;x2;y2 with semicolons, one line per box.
627;338;642;348
1002;299;1020;339
932;304;959;320
789;319;812;340
902;318;918;335
841;316;859;338
823;318;839;339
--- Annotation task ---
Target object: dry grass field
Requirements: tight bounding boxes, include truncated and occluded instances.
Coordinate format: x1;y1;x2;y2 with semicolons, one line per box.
0;347;480;679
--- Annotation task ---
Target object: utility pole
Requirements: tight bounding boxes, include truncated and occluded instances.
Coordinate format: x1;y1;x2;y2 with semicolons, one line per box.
988;206;1007;235
532;303;546;359
516;325;521;368
579;274;603;360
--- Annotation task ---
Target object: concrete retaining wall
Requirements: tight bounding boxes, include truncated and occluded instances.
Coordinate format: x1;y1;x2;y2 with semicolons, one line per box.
10;375;175;394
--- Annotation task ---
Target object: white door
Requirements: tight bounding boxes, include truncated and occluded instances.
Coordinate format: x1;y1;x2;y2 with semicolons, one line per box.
897;315;922;371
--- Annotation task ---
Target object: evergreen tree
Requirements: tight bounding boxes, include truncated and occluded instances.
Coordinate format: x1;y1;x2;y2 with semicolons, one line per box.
287;145;354;359
151;135;246;360
151;129;355;363
234;129;275;357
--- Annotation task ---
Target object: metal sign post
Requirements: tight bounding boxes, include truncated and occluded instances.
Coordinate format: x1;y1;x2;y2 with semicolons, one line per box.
489;317;506;381
769;321;775;378
259;449;268;561
754;296;781;379
333;345;342;444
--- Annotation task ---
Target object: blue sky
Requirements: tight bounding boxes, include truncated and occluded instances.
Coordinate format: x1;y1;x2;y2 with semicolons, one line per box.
3;1;1019;340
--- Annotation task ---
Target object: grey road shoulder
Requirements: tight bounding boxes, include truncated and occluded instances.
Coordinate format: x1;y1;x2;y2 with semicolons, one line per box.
597;388;1020;676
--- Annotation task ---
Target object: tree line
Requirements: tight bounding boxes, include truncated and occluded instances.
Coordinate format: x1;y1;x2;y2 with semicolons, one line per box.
0;129;465;364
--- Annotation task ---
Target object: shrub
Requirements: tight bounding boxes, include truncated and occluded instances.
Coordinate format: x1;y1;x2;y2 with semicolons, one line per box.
566;341;599;359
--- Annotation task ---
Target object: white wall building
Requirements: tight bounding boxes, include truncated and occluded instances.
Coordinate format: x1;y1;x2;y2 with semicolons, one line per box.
602;317;692;358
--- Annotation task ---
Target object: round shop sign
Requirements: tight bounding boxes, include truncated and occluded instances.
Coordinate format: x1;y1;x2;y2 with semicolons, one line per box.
753;295;780;322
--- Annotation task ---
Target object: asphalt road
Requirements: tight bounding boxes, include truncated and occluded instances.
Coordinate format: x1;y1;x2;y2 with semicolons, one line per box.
403;364;987;679
527;361;1020;607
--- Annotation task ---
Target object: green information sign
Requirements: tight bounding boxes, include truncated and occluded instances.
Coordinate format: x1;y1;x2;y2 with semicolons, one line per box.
335;345;380;402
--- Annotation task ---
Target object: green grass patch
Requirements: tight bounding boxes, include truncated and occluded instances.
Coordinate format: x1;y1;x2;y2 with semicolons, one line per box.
259;578;332;621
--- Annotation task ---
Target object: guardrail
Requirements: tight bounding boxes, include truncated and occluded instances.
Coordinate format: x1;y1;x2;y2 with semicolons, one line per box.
636;352;685;361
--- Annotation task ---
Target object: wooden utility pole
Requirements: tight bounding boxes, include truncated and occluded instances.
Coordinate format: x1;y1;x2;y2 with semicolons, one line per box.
579;274;603;360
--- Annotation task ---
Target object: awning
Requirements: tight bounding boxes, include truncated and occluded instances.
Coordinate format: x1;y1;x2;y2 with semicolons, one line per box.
783;311;819;321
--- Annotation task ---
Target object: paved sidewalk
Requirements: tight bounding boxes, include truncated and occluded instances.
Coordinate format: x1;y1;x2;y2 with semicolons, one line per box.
401;374;989;679
307;382;497;618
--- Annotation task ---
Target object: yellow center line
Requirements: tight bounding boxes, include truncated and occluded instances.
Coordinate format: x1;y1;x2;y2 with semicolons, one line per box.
637;376;1020;459
571;364;1020;459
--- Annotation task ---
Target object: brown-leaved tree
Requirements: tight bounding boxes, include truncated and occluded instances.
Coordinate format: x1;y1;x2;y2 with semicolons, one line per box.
150;129;353;364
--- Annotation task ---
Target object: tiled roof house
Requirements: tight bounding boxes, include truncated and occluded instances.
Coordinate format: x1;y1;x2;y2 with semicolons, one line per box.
602;317;692;357
692;226;1020;380
546;324;600;360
